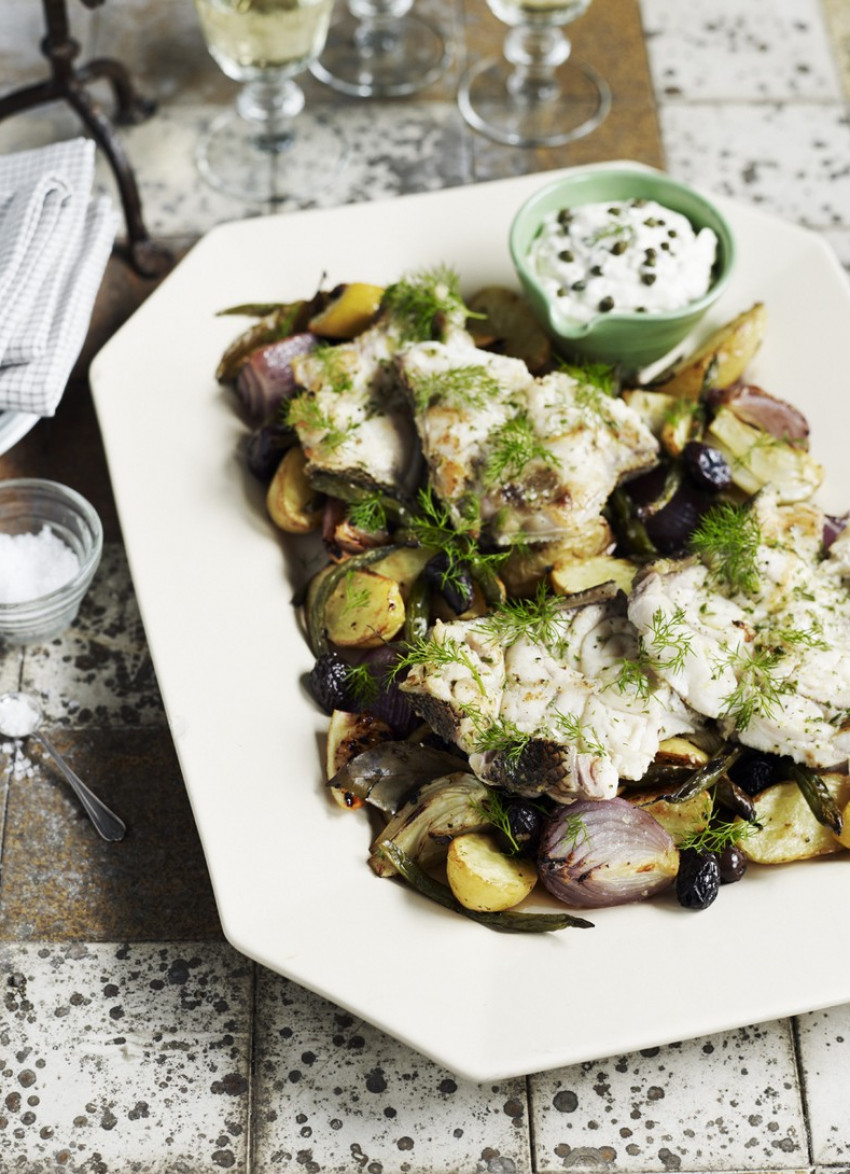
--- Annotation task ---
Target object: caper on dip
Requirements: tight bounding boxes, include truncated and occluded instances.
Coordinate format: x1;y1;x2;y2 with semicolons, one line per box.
527;198;718;323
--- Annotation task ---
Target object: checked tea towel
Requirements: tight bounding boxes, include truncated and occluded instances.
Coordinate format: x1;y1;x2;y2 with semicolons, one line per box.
0;138;118;417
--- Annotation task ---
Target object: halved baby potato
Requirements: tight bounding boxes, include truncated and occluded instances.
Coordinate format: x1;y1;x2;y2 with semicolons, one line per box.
321;568;405;648
736;774;850;864
550;554;637;597
308;283;385;339
266;446;324;533
466;286;552;373
446;832;538;912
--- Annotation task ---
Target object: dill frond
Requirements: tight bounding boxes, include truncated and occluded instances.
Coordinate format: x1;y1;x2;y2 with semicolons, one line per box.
382;266;469;343
391;633;487;695
677;820;758;853
344;663;381;706
285;393;356;452
407;365;500;414
346;494;389;534
645;606;692;674
483;412;560;486
689;501;762;597
478;584;565;652
472;717;533;763
611;656;653;701
552;711;608;758
718;644;794;731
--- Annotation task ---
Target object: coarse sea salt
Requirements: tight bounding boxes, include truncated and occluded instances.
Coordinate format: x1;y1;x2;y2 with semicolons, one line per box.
0;693;40;738
0;526;80;604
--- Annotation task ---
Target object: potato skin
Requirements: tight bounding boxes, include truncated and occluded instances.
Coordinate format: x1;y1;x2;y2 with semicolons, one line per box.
737;775;850;864
266;446;323;533
446;833;538;912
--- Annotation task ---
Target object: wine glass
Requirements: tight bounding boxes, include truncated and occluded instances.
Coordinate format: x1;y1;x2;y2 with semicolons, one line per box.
457;0;611;148
193;0;347;204
310;0;449;98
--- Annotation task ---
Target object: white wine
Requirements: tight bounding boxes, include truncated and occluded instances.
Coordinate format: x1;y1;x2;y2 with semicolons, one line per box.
485;0;590;27
194;0;335;82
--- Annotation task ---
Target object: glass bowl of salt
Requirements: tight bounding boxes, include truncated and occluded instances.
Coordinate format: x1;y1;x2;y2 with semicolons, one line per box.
0;479;103;645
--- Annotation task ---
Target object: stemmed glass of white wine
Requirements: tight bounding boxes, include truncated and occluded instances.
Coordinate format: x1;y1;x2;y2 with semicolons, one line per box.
310;0;449;98
193;0;347;203
457;0;610;148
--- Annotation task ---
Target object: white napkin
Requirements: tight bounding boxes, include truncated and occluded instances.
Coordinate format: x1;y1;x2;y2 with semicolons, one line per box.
0;139;118;417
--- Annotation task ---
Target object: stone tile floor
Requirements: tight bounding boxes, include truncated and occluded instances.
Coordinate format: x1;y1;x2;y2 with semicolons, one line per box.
2;0;850;1170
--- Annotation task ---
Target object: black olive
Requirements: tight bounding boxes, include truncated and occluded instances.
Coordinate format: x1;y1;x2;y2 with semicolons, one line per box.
644;484;711;554
683;441;732;493
598;296;615;312
717;844;748;884
676;848;721;910
423;552;474;615
624;461;670;508
307;651;354;715
245;422;291;481
503;799;545;857
728;750;782;797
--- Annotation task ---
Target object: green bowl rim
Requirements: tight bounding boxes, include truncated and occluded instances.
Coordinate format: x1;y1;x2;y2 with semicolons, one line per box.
509;166;736;339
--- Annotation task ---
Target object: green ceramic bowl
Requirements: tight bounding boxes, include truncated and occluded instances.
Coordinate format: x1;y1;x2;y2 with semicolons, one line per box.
509;166;736;373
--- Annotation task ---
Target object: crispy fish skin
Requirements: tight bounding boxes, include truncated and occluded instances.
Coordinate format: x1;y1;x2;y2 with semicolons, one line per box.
396;337;658;545
400;617;506;754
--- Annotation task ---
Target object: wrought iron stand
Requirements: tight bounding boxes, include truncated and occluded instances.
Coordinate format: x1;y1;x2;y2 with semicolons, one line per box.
0;0;171;276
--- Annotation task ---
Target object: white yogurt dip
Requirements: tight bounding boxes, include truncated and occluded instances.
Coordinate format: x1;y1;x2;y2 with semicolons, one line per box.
527;198;718;324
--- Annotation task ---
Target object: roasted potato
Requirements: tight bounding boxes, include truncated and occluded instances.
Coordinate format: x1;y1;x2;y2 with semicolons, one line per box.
446;832;538;912
736;774;850;864
309;564;405;648
308;283;385;339
626;786;712;842
550;554;637;598
266;446;324;533
466;286;552;373
657;302;767;400
500;518;614;597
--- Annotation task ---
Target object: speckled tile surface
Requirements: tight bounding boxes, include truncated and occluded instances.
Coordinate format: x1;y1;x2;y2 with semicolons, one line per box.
641;0;843;101
0;941;252;1172
659;101;850;231
795;1003;850;1166
18;544;164;730
253;970;532;1174
529;1021;807;1172
2;0;850;1167
0;727;222;940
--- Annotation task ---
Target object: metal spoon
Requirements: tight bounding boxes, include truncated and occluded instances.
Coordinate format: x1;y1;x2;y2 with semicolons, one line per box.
0;691;126;841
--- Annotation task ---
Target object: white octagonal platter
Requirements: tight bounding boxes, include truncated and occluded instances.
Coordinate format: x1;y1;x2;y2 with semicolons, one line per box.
91;165;850;1082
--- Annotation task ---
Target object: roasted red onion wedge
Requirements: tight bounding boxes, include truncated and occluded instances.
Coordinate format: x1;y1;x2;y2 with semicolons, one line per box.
235;333;318;421
708;383;809;444
538;798;679;908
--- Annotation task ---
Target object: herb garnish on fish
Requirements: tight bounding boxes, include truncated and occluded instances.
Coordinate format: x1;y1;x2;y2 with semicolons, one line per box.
689;501;761;596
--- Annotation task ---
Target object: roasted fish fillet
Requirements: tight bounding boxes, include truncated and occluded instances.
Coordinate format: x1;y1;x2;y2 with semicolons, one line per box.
628;490;850;768
396;336;658;545
401;599;699;802
289;318;421;497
